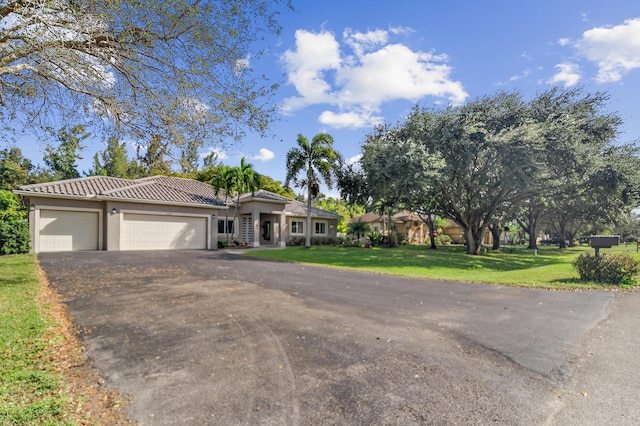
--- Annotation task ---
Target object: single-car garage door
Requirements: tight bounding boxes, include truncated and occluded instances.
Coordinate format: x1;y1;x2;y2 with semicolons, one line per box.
39;209;99;252
122;213;207;250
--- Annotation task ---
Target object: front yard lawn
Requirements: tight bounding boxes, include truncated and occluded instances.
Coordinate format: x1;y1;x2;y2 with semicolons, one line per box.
245;245;639;289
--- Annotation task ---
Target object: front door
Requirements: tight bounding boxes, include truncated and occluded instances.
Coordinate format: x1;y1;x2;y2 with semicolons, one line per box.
241;216;253;244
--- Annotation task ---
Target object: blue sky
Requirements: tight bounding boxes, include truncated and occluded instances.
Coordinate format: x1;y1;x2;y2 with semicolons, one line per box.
15;0;640;197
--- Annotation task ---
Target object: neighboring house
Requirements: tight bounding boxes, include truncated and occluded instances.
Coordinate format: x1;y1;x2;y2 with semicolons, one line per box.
356;211;470;245
356;210;430;244
14;176;340;253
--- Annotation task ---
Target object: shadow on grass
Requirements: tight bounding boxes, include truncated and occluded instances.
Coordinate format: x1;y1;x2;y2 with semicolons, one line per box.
249;245;579;273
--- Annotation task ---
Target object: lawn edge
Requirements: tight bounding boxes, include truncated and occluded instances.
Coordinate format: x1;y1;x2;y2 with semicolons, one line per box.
35;257;134;425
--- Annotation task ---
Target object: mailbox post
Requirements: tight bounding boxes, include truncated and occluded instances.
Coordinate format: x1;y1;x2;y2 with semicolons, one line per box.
590;235;620;257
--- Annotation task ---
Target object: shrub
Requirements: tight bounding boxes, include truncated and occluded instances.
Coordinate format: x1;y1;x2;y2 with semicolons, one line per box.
368;232;382;247
0;219;30;255
287;236;306;246
0;190;30;255
434;234;452;246
573;253;640;286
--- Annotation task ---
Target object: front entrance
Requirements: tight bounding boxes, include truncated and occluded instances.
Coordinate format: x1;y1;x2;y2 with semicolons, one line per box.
241;216;253;244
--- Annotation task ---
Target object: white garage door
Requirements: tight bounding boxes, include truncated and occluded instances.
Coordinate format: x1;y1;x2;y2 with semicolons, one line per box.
122;213;207;250
39;210;99;252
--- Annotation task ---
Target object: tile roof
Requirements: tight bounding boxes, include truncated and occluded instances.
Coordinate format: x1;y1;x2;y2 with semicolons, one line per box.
16;175;135;197
17;175;225;207
284;199;342;219
17;176;341;218
238;189;292;203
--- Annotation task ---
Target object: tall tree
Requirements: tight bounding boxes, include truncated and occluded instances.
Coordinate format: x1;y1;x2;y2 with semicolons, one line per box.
314;197;366;233
258;175;296;199
140;134;171;176
90;135;130;177
43;125;89;180
285;133;342;247
211;158;261;244
0;147;33;190
519;88;630;248
211;165;236;244
230;157;261;242
179;139;202;175
1;0;292;145
361;124;443;247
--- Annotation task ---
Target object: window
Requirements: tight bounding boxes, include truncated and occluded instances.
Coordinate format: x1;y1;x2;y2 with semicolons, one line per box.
314;221;327;235
291;220;304;235
217;220;235;234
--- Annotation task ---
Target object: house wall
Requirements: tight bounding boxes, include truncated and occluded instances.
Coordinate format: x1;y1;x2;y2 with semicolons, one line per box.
24;196;224;252
285;216;339;244
25;196;105;252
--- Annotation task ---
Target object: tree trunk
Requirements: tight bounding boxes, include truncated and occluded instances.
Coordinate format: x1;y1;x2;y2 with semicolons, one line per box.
387;210;393;247
427;214;437;249
305;175;312;248
490;223;501;250
464;225;486;255
558;221;568;249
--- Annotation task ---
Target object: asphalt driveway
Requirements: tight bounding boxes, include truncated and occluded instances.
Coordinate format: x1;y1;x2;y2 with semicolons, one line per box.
38;250;637;425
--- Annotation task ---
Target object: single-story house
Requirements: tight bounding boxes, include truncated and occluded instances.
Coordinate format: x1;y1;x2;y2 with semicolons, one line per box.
14;175;341;253
355;210;430;243
356;210;470;245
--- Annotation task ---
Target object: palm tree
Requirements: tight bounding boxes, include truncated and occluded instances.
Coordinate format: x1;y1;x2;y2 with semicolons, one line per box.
211;165;235;244
286;133;342;247
232;158;261;235
347;219;370;242
211;158;261;245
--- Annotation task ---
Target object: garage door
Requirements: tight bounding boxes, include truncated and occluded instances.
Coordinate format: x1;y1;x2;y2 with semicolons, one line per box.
122;213;207;250
39;210;99;252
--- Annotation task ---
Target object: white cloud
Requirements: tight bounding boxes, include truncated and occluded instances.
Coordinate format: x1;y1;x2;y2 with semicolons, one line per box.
281;28;467;129
575;17;640;83
319;110;384;129
343;28;388;56
281;29;341;112
346;153;362;165
250;148;275;162
389;25;415;36
548;62;581;87
558;38;571;46
509;69;532;82
200;147;227;160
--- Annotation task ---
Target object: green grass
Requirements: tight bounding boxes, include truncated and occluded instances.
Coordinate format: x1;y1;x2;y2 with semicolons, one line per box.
245;244;640;289
0;255;74;426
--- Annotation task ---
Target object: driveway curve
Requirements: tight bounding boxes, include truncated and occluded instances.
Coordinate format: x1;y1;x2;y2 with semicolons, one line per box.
38;250;626;425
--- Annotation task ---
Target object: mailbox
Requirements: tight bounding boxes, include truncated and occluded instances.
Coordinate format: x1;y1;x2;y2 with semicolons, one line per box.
590;235;620;257
590;235;620;248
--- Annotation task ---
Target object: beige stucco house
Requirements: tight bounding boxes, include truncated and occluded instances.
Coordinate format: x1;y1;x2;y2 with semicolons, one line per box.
15;175;340;253
356;210;468;244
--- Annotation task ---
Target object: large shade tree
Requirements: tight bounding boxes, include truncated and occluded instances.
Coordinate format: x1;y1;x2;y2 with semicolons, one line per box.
400;93;537;254
1;0;292;146
515;88;630;249
285;133;342;247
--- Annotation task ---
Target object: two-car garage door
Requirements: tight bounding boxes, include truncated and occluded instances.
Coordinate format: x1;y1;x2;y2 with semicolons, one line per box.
37;210;207;252
121;213;207;250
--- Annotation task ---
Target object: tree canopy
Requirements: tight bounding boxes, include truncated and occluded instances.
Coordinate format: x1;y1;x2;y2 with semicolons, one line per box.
342;88;639;254
1;0;292;147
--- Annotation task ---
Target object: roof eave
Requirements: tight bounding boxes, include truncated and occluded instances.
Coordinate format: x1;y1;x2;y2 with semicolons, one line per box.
96;196;228;210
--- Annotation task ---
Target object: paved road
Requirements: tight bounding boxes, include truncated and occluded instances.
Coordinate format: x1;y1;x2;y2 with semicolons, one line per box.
38;250;638;425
